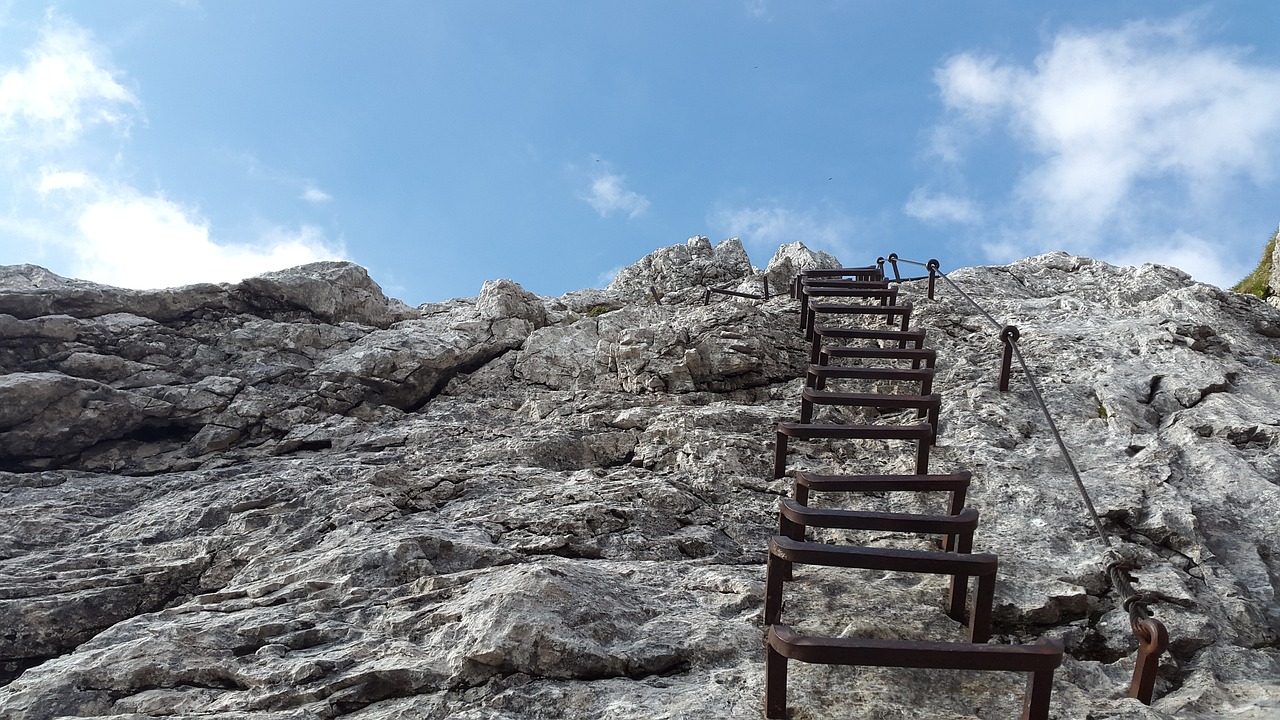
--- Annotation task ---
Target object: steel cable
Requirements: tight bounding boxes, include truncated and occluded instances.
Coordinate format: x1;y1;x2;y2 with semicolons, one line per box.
883;256;1187;629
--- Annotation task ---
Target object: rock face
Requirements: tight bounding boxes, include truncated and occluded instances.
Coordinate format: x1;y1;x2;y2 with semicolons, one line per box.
608;235;757;301
761;240;841;297
1;242;1279;719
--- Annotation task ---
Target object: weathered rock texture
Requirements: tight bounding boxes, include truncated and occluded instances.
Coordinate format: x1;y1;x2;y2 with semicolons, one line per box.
1;242;1278;719
608;235;757;303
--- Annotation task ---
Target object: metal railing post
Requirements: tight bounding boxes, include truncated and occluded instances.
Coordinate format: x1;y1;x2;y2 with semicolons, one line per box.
999;326;1019;392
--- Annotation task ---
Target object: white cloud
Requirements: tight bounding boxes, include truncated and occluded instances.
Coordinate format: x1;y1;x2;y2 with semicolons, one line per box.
744;0;772;21
903;188;980;225
924;15;1280;286
1109;233;1237;290
710;203;857;260
301;185;332;203
583;164;650;219
935;54;1016;121
36;167;91;193
0;17;138;147
72;191;341;289
0;15;346;289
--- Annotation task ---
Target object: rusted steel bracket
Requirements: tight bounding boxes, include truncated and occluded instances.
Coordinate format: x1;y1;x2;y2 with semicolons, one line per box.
999;325;1020;391
765;626;1064;720
810;326;928;363
774;421;934;477
886;253;902;280
806;300;914;341
800;389;941;442
1107;552;1184;705
817;344;937;370
776;500;980;617
765;535;997;640
927;258;940;299
791;470;971;526
1130;617;1169;704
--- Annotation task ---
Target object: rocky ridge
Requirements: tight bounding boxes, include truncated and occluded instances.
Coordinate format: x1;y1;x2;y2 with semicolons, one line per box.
0;236;1278;718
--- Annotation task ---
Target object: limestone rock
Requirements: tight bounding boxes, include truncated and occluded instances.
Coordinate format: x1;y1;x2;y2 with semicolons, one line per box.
233;261;417;329
762;241;843;297
0;372;174;463
1;244;1279;719
0;261;414;327
608;236;755;301
0;264;223;322
1269;231;1280;308
510;300;804;395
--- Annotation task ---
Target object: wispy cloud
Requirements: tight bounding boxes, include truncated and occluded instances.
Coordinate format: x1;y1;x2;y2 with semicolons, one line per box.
0;15;139;148
0;15;344;289
1108;232;1238;289
581;159;650;219
301;185;332;203
923;14;1280;286
709;202;857;261
744;0;772;21
68;191;338;289
595;265;623;288
903;188;980;225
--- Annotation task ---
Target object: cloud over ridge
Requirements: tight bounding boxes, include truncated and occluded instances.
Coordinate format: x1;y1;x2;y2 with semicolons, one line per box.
920;15;1280;287
0;15;344;289
582;161;650;220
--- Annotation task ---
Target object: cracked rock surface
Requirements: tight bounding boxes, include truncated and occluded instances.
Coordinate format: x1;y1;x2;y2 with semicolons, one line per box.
1;243;1278;719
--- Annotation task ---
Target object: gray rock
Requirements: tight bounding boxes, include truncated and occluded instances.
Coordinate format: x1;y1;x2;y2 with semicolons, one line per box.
1;246;1279;718
762;241;843;297
0;372;174;462
234;261;418;329
1269;229;1280;308
0;261;414;327
608;236;755;301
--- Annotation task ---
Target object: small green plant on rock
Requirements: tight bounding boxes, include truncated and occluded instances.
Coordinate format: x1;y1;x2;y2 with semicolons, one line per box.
1233;229;1277;300
585;305;612;318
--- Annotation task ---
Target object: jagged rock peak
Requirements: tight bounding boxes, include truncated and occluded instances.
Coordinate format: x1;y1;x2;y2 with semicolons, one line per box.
476;278;549;327
763;241;843;294
607;235;755;301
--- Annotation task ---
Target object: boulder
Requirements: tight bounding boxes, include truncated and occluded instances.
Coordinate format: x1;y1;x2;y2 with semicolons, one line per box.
234;261;418;329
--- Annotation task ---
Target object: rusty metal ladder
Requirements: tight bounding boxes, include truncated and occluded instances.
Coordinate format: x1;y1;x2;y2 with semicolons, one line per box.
769;259;1175;716
766;264;1066;719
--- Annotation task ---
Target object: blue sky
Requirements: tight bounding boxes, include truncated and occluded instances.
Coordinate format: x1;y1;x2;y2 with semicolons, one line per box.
2;1;1280;304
